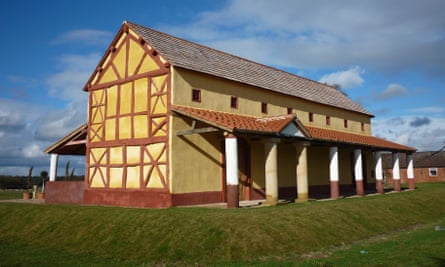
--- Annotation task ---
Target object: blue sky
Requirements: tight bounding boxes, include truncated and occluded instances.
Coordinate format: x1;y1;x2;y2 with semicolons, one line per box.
1;0;444;176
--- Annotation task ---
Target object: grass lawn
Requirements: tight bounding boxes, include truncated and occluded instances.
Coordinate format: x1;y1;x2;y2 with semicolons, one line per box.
0;190;23;200
1;183;445;266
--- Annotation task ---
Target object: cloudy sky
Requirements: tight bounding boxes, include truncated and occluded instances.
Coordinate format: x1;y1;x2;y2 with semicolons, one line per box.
1;0;444;176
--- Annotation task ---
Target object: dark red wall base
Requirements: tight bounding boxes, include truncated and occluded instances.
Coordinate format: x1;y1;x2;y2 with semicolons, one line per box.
45;181;84;204
172;191;223;206
83;189;172;208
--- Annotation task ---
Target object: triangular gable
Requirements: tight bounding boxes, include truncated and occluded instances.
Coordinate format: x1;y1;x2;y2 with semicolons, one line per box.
83;21;170;91
280;122;306;138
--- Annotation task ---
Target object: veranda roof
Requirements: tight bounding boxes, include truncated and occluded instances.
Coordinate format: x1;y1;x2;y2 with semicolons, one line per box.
44;123;87;155
172;105;416;153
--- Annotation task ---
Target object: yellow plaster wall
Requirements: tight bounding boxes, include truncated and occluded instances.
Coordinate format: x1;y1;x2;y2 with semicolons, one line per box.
307;146;330;186
171;67;372;135
170;115;222;193
250;141;265;191
278;143;297;187
338;148;353;184
365;151;376;183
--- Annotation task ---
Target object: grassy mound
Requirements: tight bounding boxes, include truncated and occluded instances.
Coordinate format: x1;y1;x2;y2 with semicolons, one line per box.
1;183;445;266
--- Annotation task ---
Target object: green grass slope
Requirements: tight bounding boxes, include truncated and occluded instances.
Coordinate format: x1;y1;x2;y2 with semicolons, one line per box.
1;183;445;266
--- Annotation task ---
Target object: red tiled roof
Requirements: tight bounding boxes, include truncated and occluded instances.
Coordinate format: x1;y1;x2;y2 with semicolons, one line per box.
172;105;299;135
173;105;416;152
127;22;373;117
306;126;416;152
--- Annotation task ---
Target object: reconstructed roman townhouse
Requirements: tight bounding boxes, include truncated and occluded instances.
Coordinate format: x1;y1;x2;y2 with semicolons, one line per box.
45;21;416;208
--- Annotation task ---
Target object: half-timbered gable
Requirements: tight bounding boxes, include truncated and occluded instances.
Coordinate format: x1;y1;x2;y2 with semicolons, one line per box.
82;23;171;206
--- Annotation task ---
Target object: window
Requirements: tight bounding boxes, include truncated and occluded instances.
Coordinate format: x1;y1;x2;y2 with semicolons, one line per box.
192;89;201;102
309;112;314;122
326;116;331;126
230;96;238;109
287;107;293;114
429;168;438;176
261;102;268;114
344;119;348;128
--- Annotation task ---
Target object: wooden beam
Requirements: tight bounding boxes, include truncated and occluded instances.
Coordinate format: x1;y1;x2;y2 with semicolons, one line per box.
66;140;86;146
176;127;219;136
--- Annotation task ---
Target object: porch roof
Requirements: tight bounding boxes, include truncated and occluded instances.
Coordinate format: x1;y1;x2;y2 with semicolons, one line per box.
172;105;309;137
172;105;416;153
44;123;87;155
306;126;416;153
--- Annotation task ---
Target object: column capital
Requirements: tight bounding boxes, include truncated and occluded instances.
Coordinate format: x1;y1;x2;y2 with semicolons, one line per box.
293;141;310;148
262;137;280;145
224;132;236;138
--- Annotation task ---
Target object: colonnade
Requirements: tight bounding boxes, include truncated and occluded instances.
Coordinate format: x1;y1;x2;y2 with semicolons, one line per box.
224;134;415;208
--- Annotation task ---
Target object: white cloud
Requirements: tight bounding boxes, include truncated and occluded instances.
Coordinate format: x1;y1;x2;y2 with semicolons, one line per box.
408;106;445;114
47;53;99;104
319;67;364;89
51;29;113;46
0;98;85;176
22;144;44;158
160;0;445;75
372;116;445;151
35;103;85;141
374;83;407;100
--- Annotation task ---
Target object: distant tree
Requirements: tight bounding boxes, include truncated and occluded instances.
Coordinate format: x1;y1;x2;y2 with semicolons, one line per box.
40;170;48;192
64;161;76;181
64;161;70;181
26;166;34;191
331;83;348;97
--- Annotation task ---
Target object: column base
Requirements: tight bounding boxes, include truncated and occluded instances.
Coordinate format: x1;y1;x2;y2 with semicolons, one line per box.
393;180;401;192
295;192;309;203
330;181;340;199
265;195;278;206
226;185;239;208
355;180;365;196
376;180;384;194
407;178;415;190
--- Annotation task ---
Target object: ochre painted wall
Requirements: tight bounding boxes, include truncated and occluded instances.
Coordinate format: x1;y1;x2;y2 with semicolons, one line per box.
338;148;353;184
169;115;223;194
171;67;372;135
307;146;330;186
250;141;265;191
278;143;297;187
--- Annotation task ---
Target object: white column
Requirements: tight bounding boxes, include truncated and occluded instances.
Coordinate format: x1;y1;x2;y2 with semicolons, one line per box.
374;151;383;181
392;153;400;179
407;154;415;190
225;134;239;208
264;138;279;205
407;154;414;179
329;146;340;199
354;149;363;181
392;152;401;191
329;147;339;182
225;136;238;187
295;142;309;202
354;149;365;195
49;153;58;182
374;151;384;194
